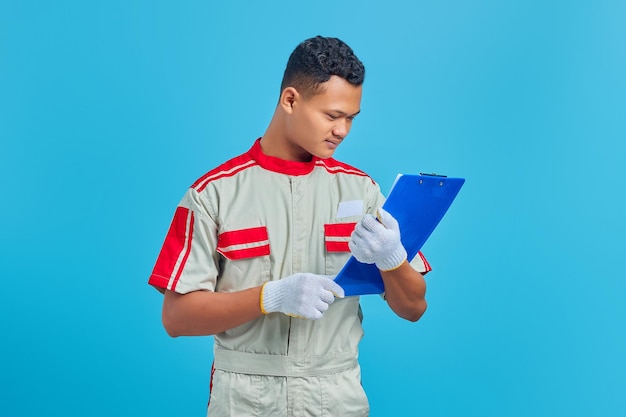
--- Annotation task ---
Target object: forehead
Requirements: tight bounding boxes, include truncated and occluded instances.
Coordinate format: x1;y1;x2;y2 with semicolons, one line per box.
305;76;362;114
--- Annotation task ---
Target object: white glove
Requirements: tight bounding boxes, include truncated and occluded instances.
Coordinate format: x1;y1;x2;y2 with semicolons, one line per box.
349;207;407;271
261;273;345;320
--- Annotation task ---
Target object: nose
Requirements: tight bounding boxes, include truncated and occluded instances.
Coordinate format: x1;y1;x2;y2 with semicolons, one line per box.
332;119;350;139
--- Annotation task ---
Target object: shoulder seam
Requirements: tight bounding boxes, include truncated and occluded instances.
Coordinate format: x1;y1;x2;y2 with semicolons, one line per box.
315;160;375;184
192;154;258;192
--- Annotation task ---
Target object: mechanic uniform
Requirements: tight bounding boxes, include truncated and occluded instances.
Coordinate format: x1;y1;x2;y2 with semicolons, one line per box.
149;139;431;417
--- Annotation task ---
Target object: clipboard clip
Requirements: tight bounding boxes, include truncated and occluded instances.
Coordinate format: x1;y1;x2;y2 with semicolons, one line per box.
419;173;447;186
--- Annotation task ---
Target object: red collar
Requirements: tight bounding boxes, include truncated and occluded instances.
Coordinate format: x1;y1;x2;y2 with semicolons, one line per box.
247;138;319;176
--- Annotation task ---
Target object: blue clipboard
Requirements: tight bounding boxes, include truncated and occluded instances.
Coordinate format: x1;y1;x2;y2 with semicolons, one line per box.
334;173;465;296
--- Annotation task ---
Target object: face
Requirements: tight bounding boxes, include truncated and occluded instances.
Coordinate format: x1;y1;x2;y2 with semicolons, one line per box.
282;75;362;161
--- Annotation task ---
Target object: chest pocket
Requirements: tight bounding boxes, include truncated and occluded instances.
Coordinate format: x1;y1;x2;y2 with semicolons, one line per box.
324;222;357;275
216;226;271;290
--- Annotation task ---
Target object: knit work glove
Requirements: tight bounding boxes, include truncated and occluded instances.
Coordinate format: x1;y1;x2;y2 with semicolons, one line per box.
349;207;407;271
260;273;345;320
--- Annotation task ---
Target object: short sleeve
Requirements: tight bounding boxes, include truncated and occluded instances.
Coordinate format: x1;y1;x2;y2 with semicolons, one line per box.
148;188;220;294
409;250;432;275
364;179;386;216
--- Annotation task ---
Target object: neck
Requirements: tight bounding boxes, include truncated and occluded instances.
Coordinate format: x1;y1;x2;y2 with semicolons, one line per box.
260;113;312;162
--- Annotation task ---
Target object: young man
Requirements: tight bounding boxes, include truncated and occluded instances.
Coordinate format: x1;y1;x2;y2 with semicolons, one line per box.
149;36;430;416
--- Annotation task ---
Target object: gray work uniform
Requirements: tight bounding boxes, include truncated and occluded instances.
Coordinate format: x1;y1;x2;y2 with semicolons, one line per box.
149;139;431;416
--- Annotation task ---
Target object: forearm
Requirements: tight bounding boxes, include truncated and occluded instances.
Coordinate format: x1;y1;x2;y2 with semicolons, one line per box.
381;260;427;322
162;287;264;337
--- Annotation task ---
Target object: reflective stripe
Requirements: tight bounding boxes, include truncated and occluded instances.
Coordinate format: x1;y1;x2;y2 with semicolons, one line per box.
192;155;257;192
218;244;271;260
148;207;194;291
218;226;268;246
324;223;356;253
324;223;357;236
325;241;350;252
217;226;271;260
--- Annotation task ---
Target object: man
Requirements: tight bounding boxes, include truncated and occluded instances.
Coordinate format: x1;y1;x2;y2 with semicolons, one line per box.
149;36;429;416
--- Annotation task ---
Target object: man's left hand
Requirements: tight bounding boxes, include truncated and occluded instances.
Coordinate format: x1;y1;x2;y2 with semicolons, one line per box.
349;207;407;271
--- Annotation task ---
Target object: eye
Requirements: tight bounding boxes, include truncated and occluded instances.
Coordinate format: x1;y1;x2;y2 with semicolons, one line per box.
327;114;339;121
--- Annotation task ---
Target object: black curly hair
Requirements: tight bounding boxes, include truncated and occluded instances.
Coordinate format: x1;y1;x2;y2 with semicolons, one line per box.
280;36;365;98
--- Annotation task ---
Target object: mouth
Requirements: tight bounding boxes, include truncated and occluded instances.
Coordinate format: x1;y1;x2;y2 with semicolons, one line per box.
325;139;341;149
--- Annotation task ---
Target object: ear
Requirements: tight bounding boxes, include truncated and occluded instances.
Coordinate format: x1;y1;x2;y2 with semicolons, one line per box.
279;87;299;114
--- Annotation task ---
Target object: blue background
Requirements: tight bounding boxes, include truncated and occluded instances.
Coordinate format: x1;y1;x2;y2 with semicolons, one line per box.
2;1;625;416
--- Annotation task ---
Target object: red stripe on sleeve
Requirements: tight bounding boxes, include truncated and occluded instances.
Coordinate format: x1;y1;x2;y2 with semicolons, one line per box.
417;250;432;273
170;211;194;291
149;207;193;290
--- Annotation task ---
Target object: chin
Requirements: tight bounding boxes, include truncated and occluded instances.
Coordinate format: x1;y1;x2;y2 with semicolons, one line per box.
315;150;336;159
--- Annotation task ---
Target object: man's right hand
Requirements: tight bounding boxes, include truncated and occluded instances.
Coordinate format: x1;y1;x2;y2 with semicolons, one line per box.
260;273;345;320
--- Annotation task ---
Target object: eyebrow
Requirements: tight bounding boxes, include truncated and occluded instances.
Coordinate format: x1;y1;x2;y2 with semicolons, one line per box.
329;109;361;117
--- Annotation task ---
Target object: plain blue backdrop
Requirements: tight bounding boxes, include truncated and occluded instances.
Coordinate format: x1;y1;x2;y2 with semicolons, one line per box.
1;1;625;416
